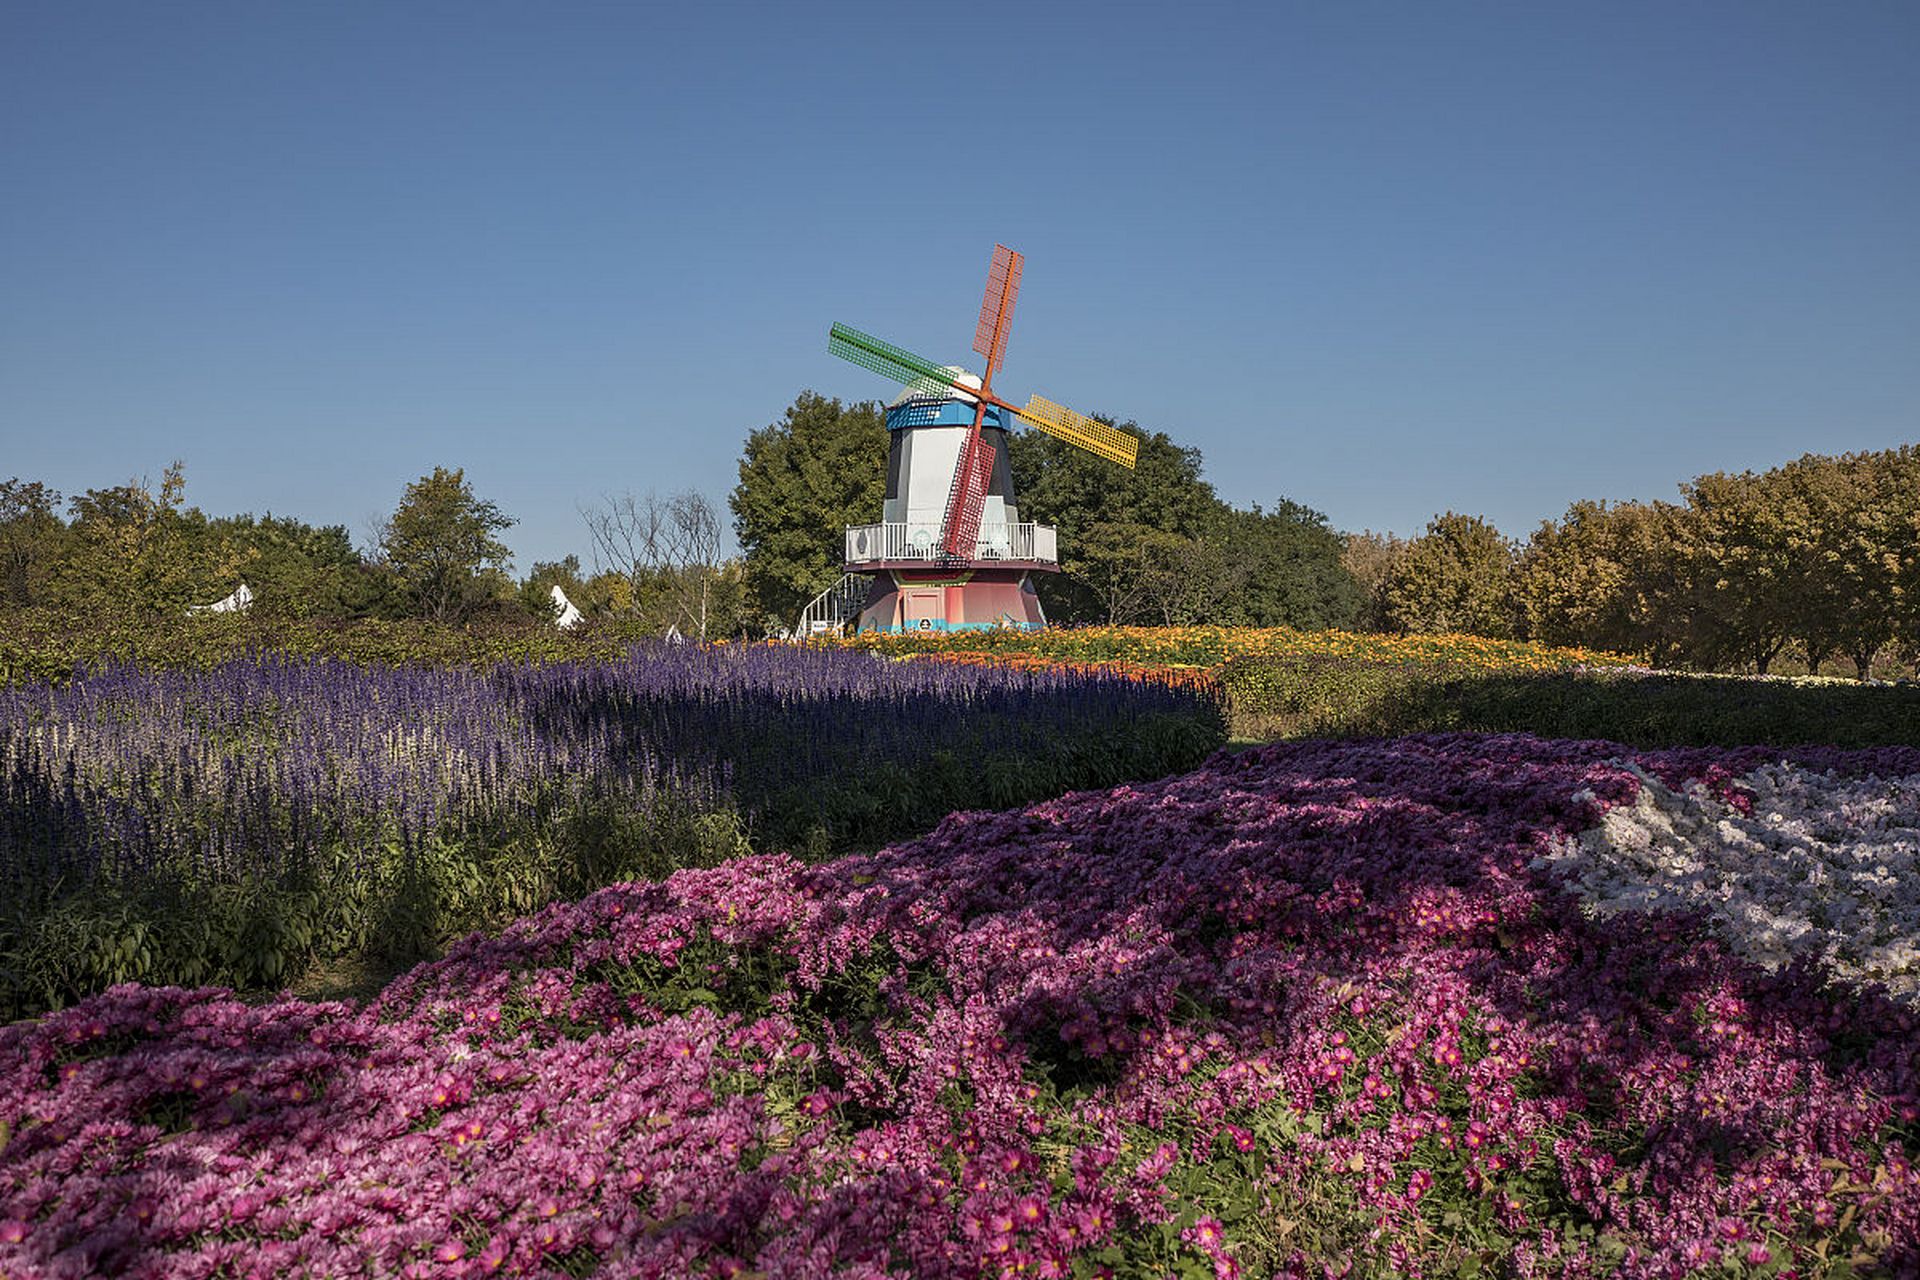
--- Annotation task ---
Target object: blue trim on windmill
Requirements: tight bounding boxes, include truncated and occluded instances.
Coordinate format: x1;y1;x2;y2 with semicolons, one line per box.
887;399;1010;431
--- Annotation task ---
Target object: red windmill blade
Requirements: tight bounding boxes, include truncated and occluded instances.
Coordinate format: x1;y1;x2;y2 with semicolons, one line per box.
825;243;1135;562
973;243;1023;385
939;245;1024;559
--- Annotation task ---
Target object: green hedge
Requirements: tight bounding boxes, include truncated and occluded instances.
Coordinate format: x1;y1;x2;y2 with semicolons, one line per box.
1220;654;1920;748
0;610;670;685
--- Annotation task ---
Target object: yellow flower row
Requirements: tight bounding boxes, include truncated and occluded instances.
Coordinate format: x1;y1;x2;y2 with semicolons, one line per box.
818;626;1638;676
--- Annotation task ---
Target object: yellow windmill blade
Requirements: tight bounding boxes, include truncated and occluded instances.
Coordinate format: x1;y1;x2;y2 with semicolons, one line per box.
1015;395;1139;469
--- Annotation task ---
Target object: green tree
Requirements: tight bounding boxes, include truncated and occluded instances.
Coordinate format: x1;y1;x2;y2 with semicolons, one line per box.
1674;470;1799;673
1827;450;1914;679
1341;531;1407;633
378;467;516;622
0;478;65;608
1612;500;1694;666
1008;423;1226;623
1222;500;1366;629
206;512;376;618
518;555;587;622
1135;527;1239;626
1515;500;1640;651
1383;512;1517;637
730;392;887;630
51;462;251;616
1888;447;1920;672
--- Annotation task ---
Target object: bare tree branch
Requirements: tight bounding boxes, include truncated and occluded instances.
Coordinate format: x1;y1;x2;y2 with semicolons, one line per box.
582;489;724;639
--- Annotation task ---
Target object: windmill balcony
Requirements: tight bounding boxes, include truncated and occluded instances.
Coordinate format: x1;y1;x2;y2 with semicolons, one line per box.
845;521;1058;567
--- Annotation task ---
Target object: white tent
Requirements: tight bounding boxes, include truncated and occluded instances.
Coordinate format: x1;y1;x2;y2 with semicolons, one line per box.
549;584;584;629
192;583;253;614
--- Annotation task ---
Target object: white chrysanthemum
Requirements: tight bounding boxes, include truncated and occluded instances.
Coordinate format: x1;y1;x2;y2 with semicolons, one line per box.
1535;762;1920;1004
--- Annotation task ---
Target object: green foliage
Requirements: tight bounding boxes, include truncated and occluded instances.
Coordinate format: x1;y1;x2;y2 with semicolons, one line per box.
1222;500;1368;630
0;792;747;1020
1004;425;1363;628
1218;655;1457;739
1676;469;1800;674
517;555;586;622
378;466;516;622
1219;654;1920;748
1513;500;1652;653
0;611;667;685
621;561;748;639
1384;512;1518;638
1401;669;1920;749
0;478;64;608
1338;530;1406;632
1516;446;1920;676
729;392;888;629
1007;425;1219;624
208;512;385;618
766;706;1224;856
47;462;253;616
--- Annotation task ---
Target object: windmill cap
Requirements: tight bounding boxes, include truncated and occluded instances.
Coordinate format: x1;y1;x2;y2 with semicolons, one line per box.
889;365;980;407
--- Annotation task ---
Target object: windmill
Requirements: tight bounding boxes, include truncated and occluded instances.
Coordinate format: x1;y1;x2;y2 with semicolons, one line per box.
819;244;1137;633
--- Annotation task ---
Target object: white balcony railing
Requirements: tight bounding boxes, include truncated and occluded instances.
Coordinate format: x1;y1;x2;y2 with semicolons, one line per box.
845;522;1058;565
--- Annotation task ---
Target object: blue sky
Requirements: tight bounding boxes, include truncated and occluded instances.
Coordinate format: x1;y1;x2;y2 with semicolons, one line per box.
3;0;1915;569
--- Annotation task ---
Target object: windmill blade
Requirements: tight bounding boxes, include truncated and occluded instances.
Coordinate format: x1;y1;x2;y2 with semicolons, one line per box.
972;244;1024;382
828;323;964;398
940;430;997;559
1016;396;1139;469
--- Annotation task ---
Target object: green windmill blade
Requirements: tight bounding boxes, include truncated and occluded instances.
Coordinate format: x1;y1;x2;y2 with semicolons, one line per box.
828;322;964;398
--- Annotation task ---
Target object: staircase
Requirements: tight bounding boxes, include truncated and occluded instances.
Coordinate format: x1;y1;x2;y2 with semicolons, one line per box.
794;573;870;639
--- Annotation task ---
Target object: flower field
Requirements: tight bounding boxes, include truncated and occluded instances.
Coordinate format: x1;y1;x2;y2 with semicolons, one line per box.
0;647;1221;1016
7;734;1920;1278
824;625;1640;676
1541;762;1920;1003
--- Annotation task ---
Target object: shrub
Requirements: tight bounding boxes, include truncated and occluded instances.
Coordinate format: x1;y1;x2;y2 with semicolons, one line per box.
825;624;1634;675
1218;656;1920;748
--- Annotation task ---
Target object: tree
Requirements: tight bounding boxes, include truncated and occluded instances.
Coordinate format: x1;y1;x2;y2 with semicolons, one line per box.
1341;531;1407;633
206;512;376;618
51;462;251;616
1222;500;1366;630
1008;422;1227;623
1514;501;1636;651
730;392;888;629
518;555;587;622
1611;501;1694;666
377;467;515;622
584;489;728;639
1674;470;1799;673
0;478;64;608
1776;451;1913;679
1887;447;1920;672
1136;528;1241;627
1383;513;1517;637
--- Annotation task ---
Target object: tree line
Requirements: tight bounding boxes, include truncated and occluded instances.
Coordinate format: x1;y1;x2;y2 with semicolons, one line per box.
6;398;1915;676
1510;447;1920;676
1297;450;1920;678
731;394;1920;676
0;464;749;640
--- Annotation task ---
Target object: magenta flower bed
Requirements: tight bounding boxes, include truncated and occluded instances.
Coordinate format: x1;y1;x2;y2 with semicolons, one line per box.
5;734;1919;1278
